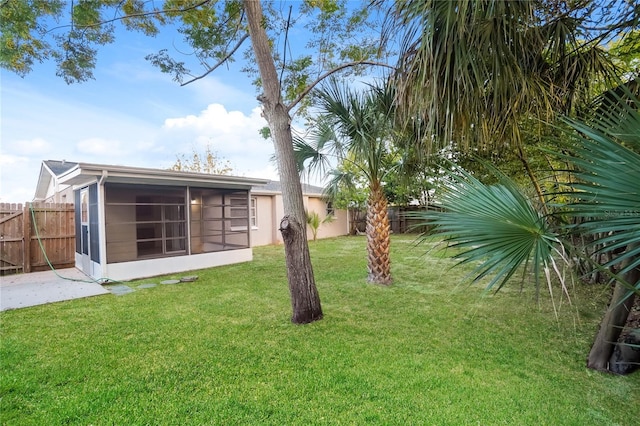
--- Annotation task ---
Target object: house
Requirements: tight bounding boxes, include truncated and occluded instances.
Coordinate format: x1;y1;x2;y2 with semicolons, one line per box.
33;160;348;281
250;181;349;246
34;160;78;204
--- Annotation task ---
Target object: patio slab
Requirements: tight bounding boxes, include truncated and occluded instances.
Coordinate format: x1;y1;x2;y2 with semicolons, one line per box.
0;268;110;311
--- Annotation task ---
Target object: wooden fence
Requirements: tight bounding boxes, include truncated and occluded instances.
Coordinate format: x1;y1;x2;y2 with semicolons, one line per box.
0;202;75;275
349;206;441;235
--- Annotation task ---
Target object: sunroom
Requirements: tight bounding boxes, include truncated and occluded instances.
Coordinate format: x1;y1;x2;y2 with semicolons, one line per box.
53;162;267;281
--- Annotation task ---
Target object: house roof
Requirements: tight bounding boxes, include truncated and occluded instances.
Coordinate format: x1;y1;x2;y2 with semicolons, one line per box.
44;160;78;176
34;160;81;201
34;160;328;200
34;160;269;200
252;181;326;196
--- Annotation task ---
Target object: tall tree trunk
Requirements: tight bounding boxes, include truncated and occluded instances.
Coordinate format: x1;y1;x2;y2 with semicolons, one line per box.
366;181;392;284
245;0;322;324
587;244;639;371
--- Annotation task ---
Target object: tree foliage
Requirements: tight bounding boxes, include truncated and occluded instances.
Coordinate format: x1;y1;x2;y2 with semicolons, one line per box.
414;80;640;373
169;143;234;175
388;0;638;153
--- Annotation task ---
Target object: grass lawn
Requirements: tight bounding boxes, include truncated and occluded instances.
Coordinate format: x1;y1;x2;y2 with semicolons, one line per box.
1;235;638;425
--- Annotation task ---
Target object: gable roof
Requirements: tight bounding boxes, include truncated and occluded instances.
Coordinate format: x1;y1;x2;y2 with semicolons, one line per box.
34;160;81;201
44;160;78;176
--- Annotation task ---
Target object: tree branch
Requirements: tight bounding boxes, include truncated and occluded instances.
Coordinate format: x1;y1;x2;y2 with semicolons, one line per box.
180;33;249;86
286;60;396;114
46;0;213;33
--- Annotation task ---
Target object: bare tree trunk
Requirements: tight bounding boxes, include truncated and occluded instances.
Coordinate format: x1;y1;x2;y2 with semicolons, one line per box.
366;181;392;284
587;244;639;371
280;216;322;323
245;0;322;324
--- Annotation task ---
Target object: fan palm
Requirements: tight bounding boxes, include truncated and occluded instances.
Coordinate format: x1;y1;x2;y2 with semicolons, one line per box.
414;165;563;298
560;83;640;371
296;79;395;284
413;80;640;373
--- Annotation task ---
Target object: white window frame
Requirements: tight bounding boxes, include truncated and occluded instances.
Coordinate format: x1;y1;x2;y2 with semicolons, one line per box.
229;196;258;231
250;197;257;229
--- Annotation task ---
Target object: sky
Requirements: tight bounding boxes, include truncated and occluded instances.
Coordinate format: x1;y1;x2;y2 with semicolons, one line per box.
0;18;280;203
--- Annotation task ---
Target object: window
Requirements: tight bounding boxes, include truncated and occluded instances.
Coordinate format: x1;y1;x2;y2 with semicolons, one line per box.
250;197;257;228
229;196;249;229
326;201;335;216
227;196;256;230
104;185;187;263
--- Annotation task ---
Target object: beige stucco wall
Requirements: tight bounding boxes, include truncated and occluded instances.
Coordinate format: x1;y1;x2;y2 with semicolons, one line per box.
251;193;348;246
250;195;277;247
306;197;348;240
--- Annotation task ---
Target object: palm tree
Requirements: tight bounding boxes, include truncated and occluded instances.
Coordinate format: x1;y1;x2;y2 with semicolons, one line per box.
386;0;623;205
413;82;640;374
305;210;335;241
296;79;395;284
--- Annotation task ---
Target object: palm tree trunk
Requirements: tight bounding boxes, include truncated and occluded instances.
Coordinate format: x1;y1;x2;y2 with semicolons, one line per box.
587;244;639;372
366;181;392;284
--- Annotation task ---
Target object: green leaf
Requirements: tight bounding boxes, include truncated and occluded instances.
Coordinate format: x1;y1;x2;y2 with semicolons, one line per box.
412;164;560;294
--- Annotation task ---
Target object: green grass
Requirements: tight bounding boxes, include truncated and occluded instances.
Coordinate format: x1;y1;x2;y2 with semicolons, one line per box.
1;235;638;425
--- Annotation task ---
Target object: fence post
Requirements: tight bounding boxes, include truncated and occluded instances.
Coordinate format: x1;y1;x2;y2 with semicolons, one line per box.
23;203;32;273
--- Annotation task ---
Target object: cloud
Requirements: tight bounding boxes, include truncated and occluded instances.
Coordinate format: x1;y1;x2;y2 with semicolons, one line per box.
161;103;274;176
183;76;259;114
6;138;53;156
163;104;262;133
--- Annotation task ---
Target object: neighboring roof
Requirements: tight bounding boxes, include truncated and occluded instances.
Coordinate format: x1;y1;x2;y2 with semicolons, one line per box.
44;160;79;176
35;160;269;199
252;181;326;196
34;160;81;201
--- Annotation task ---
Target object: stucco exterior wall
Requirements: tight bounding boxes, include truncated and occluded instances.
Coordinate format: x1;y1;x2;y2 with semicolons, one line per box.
306;197;349;240
251;193;348;246
250;195;276;247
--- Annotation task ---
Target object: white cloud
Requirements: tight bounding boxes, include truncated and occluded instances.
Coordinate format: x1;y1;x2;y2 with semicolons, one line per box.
183;76;258;113
161;103;275;177
9;138;53;156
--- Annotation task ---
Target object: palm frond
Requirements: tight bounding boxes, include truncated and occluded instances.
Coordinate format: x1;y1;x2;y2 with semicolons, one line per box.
562;82;640;277
292;117;338;178
322;169;359;202
413;164;561;294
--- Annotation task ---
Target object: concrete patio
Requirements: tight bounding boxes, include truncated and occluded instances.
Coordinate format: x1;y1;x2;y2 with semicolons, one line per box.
0;268;110;311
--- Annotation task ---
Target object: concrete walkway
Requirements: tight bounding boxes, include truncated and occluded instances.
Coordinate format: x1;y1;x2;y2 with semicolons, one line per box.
0;268;110;311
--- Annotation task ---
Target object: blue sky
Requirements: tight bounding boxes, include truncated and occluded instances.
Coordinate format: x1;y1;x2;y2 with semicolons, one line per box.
1;20;276;202
0;1;392;203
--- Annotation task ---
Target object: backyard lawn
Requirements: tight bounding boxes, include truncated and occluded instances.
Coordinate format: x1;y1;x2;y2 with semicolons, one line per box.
1;235;638;425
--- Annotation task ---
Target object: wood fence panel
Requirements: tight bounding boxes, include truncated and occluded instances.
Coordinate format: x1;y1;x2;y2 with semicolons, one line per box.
0;202;75;275
28;203;75;271
0;204;24;274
